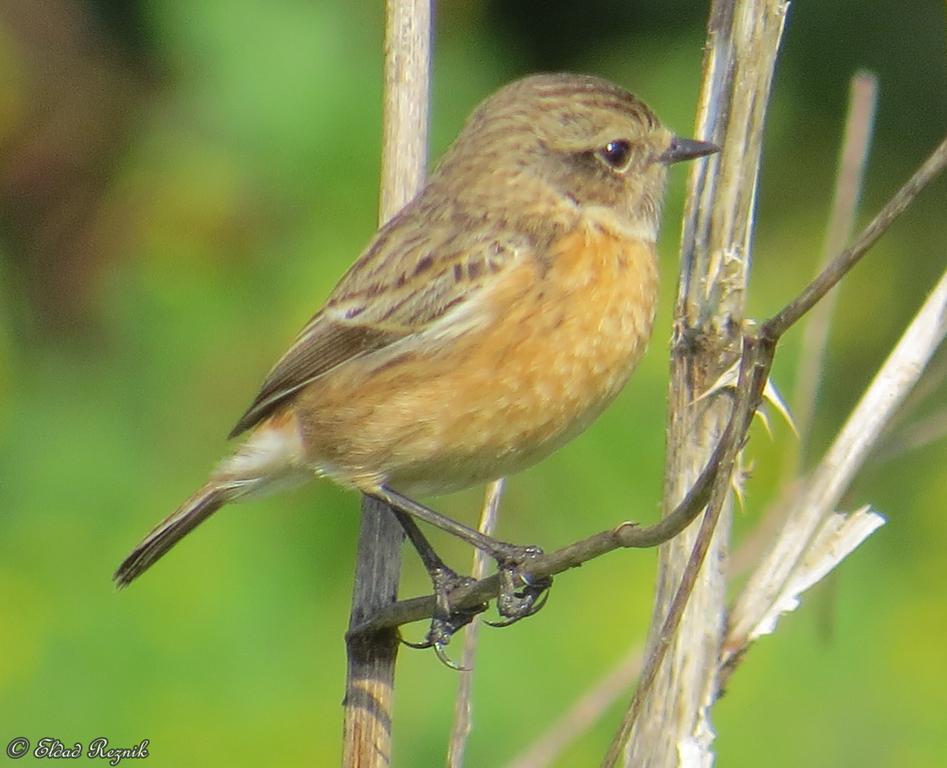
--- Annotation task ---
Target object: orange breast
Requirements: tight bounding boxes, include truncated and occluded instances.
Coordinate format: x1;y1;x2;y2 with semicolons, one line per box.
297;222;659;496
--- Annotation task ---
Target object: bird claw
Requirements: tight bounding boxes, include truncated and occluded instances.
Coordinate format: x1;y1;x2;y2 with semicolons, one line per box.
433;642;471;671
402;545;551;666
402;566;486;666
401;633;473;671
491;572;552;625
491;545;551;624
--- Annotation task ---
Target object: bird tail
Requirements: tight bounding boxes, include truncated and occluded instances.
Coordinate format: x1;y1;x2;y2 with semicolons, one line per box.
114;410;308;588
113;483;234;588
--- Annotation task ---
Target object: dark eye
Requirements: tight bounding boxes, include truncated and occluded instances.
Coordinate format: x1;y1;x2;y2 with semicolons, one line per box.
598;139;632;170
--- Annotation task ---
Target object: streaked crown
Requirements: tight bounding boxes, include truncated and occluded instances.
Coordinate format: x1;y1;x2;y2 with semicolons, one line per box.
429;73;712;241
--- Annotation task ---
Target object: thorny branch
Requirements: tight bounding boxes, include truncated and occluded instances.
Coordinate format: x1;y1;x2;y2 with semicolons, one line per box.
621;0;787;761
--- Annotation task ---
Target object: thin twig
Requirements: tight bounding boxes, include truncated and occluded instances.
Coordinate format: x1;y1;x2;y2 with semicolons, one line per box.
506;645;644;768
791;71;878;461
763;136;947;340
349;431;732;635
605;334;774;767
868;342;947;462
727;266;947;661
717;135;947;680
342;2;431;766
872;403;947;463
448;479;505;768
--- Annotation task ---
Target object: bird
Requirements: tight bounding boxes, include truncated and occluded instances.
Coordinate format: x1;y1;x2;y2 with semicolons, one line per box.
114;73;718;617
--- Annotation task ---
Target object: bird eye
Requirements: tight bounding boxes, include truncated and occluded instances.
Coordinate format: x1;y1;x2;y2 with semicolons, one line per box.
598;139;633;170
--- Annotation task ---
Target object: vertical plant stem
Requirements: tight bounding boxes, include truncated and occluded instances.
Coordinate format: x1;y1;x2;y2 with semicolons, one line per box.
448;479;505;768
378;0;432;222
343;496;407;768
342;2;431;766
791;71;878;467
620;1;788;765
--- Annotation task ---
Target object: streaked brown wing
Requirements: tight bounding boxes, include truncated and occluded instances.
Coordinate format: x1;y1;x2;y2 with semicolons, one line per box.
228;319;401;438
324;196;521;328
229;197;525;438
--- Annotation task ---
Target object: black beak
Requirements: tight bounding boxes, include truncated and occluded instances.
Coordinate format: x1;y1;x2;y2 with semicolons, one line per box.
659;136;720;165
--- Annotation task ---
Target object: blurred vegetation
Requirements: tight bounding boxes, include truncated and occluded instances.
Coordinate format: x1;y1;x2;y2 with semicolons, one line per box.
0;1;944;766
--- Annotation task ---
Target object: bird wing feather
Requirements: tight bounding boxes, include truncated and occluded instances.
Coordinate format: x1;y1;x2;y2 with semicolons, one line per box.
228;200;526;438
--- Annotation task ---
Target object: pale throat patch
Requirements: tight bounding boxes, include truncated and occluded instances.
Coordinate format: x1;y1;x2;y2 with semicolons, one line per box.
583;204;659;244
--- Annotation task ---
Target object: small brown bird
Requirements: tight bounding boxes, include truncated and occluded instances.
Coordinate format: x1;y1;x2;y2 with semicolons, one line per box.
114;73;717;598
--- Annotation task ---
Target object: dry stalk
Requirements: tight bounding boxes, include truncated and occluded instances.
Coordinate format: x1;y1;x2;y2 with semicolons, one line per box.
342;1;431;766
618;1;788;765
726;266;947;663
791;71;879;462
732;69;878;583
448;479;505;768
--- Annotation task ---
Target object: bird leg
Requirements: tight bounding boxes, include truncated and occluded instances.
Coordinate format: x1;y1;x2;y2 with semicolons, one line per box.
389;507;486;655
371;485;552;626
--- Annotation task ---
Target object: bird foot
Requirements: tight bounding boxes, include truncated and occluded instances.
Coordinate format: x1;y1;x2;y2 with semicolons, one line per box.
403;544;551;667
402;566;486;667
489;544;552;625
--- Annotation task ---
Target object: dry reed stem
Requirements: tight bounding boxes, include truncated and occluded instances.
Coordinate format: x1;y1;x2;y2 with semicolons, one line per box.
727;265;947;660
342;2;431;766
791;72;878;463
619;1;788;764
448;479;505;768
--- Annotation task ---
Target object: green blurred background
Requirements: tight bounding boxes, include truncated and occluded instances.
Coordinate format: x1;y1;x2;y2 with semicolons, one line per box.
1;1;945;765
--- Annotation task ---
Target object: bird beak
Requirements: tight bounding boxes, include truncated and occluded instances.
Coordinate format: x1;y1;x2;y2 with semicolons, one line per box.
659;136;720;165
